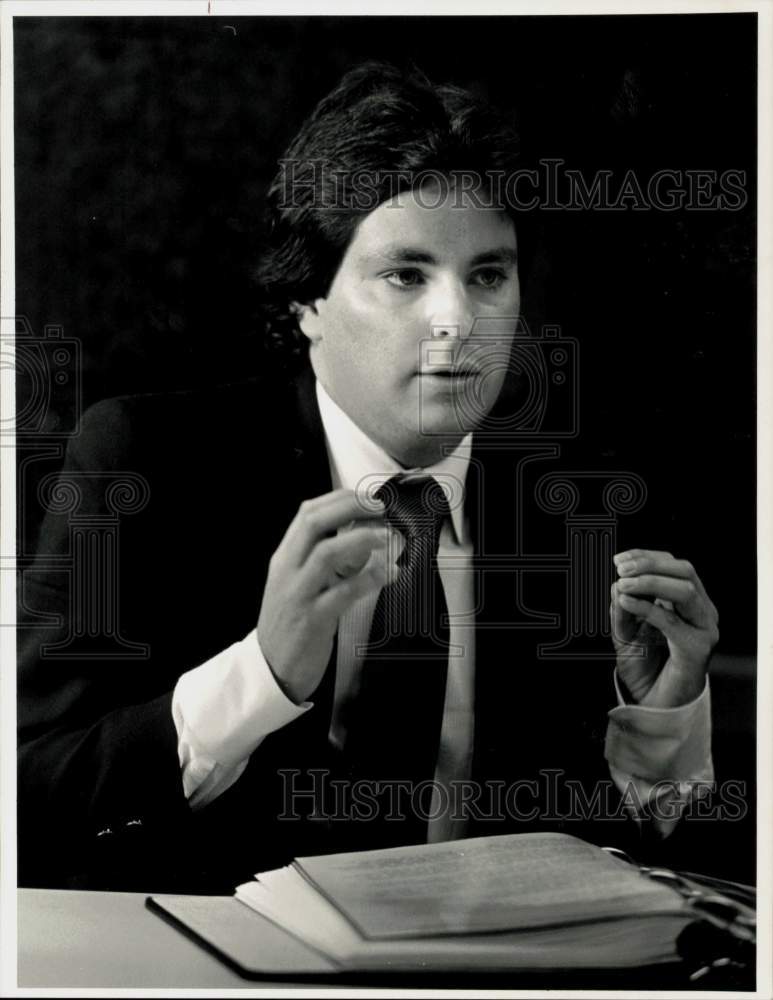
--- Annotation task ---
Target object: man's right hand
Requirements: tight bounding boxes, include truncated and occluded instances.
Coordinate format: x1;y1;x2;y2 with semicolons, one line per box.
257;489;400;704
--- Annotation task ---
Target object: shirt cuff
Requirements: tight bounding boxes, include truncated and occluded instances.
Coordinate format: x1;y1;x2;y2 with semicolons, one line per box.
605;673;713;785
172;629;312;798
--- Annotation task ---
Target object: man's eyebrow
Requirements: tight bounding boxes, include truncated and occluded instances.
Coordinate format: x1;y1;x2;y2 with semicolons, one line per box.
468;247;518;267
363;245;518;266
364;246;438;264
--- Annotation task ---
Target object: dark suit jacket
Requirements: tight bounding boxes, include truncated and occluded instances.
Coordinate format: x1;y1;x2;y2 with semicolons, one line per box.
18;365;688;892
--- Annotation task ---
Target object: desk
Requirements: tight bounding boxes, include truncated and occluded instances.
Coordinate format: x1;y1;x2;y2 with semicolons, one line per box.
17;888;752;990
18;889;249;988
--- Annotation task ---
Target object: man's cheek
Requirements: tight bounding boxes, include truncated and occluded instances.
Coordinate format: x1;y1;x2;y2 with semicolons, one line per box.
346;280;388;314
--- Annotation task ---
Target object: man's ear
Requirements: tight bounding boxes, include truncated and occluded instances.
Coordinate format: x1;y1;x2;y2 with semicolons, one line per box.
292;299;325;345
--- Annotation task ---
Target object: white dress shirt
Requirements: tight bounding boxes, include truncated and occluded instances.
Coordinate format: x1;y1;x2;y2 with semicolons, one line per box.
172;379;713;839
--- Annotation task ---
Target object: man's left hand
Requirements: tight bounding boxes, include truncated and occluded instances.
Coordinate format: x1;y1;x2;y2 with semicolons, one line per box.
610;549;720;708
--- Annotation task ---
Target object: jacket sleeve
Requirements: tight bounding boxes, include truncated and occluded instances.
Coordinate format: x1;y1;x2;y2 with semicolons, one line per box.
17;397;197;891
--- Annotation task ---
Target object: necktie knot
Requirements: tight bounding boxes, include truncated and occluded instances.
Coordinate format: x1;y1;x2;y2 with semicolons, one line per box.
375;475;450;543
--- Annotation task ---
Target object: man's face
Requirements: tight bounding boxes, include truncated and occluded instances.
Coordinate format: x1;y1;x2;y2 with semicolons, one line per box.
298;182;520;467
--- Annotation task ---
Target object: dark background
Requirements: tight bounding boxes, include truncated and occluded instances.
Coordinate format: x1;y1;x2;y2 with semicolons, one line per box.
13;12;757;880
15;13;756;652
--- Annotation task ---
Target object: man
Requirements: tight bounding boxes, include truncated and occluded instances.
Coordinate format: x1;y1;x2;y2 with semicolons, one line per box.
18;63;717;892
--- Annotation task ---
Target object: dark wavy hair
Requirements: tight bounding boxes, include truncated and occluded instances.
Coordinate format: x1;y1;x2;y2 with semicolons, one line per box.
256;62;530;368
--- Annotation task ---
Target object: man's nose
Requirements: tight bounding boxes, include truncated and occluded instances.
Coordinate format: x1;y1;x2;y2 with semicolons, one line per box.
426;282;475;342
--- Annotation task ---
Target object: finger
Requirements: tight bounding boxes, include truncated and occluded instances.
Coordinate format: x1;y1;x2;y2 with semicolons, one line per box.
610;584;665;653
281;489;386;566
610;583;640;645
615;549;687;579
314;553;394;619
614;574;710;626
614;550;717;616
302;524;400;596
615;592;690;645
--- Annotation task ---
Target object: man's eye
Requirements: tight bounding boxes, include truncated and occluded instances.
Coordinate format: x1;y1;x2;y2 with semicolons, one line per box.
385;269;424;288
472;268;507;289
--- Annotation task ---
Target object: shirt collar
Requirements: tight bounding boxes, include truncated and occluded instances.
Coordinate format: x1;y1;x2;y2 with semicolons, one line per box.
315;379;471;544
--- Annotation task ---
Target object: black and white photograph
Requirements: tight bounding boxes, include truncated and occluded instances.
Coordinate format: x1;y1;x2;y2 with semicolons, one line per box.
1;0;768;994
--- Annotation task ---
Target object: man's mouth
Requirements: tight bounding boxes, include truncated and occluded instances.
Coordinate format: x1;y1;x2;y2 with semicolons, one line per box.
418;367;479;378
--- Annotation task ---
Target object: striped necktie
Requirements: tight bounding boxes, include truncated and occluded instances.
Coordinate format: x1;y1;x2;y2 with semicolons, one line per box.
344;474;451;844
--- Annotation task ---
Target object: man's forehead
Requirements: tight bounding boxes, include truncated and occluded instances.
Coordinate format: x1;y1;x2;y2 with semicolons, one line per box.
349;186;517;266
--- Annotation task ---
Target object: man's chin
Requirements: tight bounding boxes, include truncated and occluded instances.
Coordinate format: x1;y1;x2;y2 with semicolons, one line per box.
385;412;472;468
417;374;500;429
417;396;491;440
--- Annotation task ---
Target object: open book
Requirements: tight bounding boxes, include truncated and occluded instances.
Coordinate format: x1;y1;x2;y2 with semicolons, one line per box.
147;831;755;978
233;831;693;971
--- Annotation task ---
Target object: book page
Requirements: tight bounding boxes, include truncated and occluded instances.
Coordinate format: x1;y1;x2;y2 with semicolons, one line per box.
235;868;690;969
294;832;685;939
235;868;362;960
